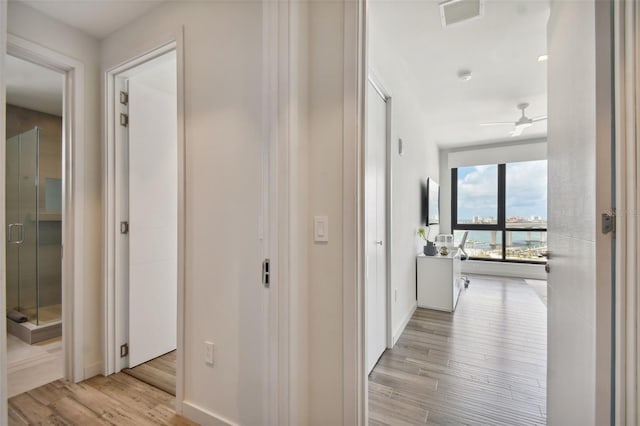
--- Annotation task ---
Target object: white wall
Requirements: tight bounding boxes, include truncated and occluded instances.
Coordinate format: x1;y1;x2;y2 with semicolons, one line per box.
369;12;440;344
305;2;346;423
7;1;103;378
290;2;311;423
101;2;268;424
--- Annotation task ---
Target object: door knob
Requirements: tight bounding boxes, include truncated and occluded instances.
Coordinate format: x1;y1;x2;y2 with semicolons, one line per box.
545;263;550;273
376;240;383;246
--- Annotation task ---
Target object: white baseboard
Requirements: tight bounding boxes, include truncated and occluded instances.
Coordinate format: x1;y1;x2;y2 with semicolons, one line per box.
182;401;235;426
462;260;546;280
392;301;417;346
83;362;103;380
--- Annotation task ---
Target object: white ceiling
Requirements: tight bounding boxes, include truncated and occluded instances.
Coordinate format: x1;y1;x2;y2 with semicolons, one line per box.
369;0;549;148
16;0;165;39
6;54;64;116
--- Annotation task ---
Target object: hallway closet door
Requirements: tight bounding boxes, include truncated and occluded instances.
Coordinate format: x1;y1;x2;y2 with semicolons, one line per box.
366;79;388;375
125;54;178;368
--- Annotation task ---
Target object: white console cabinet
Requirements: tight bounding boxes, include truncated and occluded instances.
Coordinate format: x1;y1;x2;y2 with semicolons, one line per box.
416;253;463;312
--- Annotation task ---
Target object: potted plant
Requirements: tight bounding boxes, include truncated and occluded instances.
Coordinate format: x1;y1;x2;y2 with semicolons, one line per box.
417;227;437;256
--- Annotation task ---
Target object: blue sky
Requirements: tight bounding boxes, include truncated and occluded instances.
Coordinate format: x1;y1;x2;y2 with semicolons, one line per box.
457;161;547;221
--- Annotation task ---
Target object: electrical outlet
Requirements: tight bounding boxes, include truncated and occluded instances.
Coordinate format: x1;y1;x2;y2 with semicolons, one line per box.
205;341;214;366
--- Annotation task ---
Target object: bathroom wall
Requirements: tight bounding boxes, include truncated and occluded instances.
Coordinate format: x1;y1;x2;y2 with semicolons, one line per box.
5;104;62;314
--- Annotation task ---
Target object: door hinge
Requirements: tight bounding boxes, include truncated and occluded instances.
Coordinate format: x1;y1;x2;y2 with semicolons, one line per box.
602;210;616;236
120;91;129;106
120;221;129;234
120;113;129;127
262;258;270;288
120;343;129;358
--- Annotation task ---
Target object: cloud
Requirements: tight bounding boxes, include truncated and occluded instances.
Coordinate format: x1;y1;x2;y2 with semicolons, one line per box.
506;161;547;218
457;161;547;220
458;165;498;218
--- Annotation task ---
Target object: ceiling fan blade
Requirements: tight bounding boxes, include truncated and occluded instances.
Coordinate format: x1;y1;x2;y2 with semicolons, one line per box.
480;122;513;126
510;125;525;137
532;115;548;122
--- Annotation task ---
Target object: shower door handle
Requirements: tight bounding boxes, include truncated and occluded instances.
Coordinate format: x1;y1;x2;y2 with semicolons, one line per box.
16;223;25;244
8;223;24;245
7;223;15;243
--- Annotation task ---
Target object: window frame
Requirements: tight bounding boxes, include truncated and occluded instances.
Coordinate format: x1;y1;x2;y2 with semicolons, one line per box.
451;163;547;264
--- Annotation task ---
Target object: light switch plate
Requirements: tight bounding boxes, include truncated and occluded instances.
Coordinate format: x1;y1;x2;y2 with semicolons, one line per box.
204;341;214;366
314;216;329;242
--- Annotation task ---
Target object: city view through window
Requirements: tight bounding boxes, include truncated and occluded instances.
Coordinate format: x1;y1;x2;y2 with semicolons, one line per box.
454;160;547;262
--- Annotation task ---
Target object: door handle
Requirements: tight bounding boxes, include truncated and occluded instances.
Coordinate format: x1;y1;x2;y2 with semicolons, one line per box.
376;240;383;246
13;223;24;245
545;263;550;274
7;223;24;244
7;223;15;243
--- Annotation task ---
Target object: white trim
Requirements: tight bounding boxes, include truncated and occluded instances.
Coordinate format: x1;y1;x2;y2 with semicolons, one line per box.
5;34;86;384
343;0;366;424
392;301;416;347
614;2;640;424
102;36;185;412
83;362;103;380
0;2;7;422
174;27;187;416
265;0;289;423
181;401;234;426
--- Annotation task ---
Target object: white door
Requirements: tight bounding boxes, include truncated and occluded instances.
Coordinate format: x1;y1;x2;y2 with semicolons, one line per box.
366;80;388;374
547;2;613;424
126;53;178;367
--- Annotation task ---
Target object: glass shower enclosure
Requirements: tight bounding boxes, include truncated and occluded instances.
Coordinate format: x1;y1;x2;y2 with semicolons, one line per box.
6;127;62;332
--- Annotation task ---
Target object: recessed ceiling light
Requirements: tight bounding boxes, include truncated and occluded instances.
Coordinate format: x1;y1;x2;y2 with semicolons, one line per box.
457;69;473;81
538;55;548;62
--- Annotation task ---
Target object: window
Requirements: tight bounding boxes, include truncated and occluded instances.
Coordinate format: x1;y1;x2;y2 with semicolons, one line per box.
456;165;498;225
452;160;547;263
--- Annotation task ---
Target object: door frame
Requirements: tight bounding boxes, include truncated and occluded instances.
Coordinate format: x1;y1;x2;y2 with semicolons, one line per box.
1;33;87;393
366;74;393;353
102;38;185;407
613;1;640;423
343;1;617;425
1;3;6;419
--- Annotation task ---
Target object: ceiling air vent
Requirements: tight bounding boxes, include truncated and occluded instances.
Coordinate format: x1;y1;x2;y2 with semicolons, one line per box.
439;0;484;27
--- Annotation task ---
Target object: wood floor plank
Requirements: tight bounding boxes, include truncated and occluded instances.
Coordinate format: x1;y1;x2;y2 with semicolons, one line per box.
368;275;547;425
123;350;176;395
8;373;195;425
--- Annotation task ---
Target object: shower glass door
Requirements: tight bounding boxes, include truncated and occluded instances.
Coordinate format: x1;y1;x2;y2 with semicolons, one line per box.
6;128;39;324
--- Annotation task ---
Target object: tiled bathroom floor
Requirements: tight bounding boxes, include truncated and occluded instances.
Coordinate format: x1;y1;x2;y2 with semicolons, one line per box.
6;333;63;397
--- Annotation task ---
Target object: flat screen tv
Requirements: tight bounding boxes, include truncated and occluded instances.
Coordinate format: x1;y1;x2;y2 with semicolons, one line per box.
421;177;440;225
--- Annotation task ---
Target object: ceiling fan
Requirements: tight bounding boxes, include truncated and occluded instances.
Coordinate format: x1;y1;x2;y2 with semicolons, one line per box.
481;103;547;137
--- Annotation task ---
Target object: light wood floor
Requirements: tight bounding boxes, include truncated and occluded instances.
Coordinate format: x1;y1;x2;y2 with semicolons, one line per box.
123;351;176;396
369;275;547;425
7;335;63;398
8;372;197;425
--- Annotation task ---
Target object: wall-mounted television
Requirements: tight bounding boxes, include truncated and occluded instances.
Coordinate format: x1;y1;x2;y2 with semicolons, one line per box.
421;177;440;225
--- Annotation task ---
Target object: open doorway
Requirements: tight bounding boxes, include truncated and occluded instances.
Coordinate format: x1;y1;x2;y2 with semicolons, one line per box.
362;0;614;424
5;54;65;397
107;47;179;397
364;1;551;424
